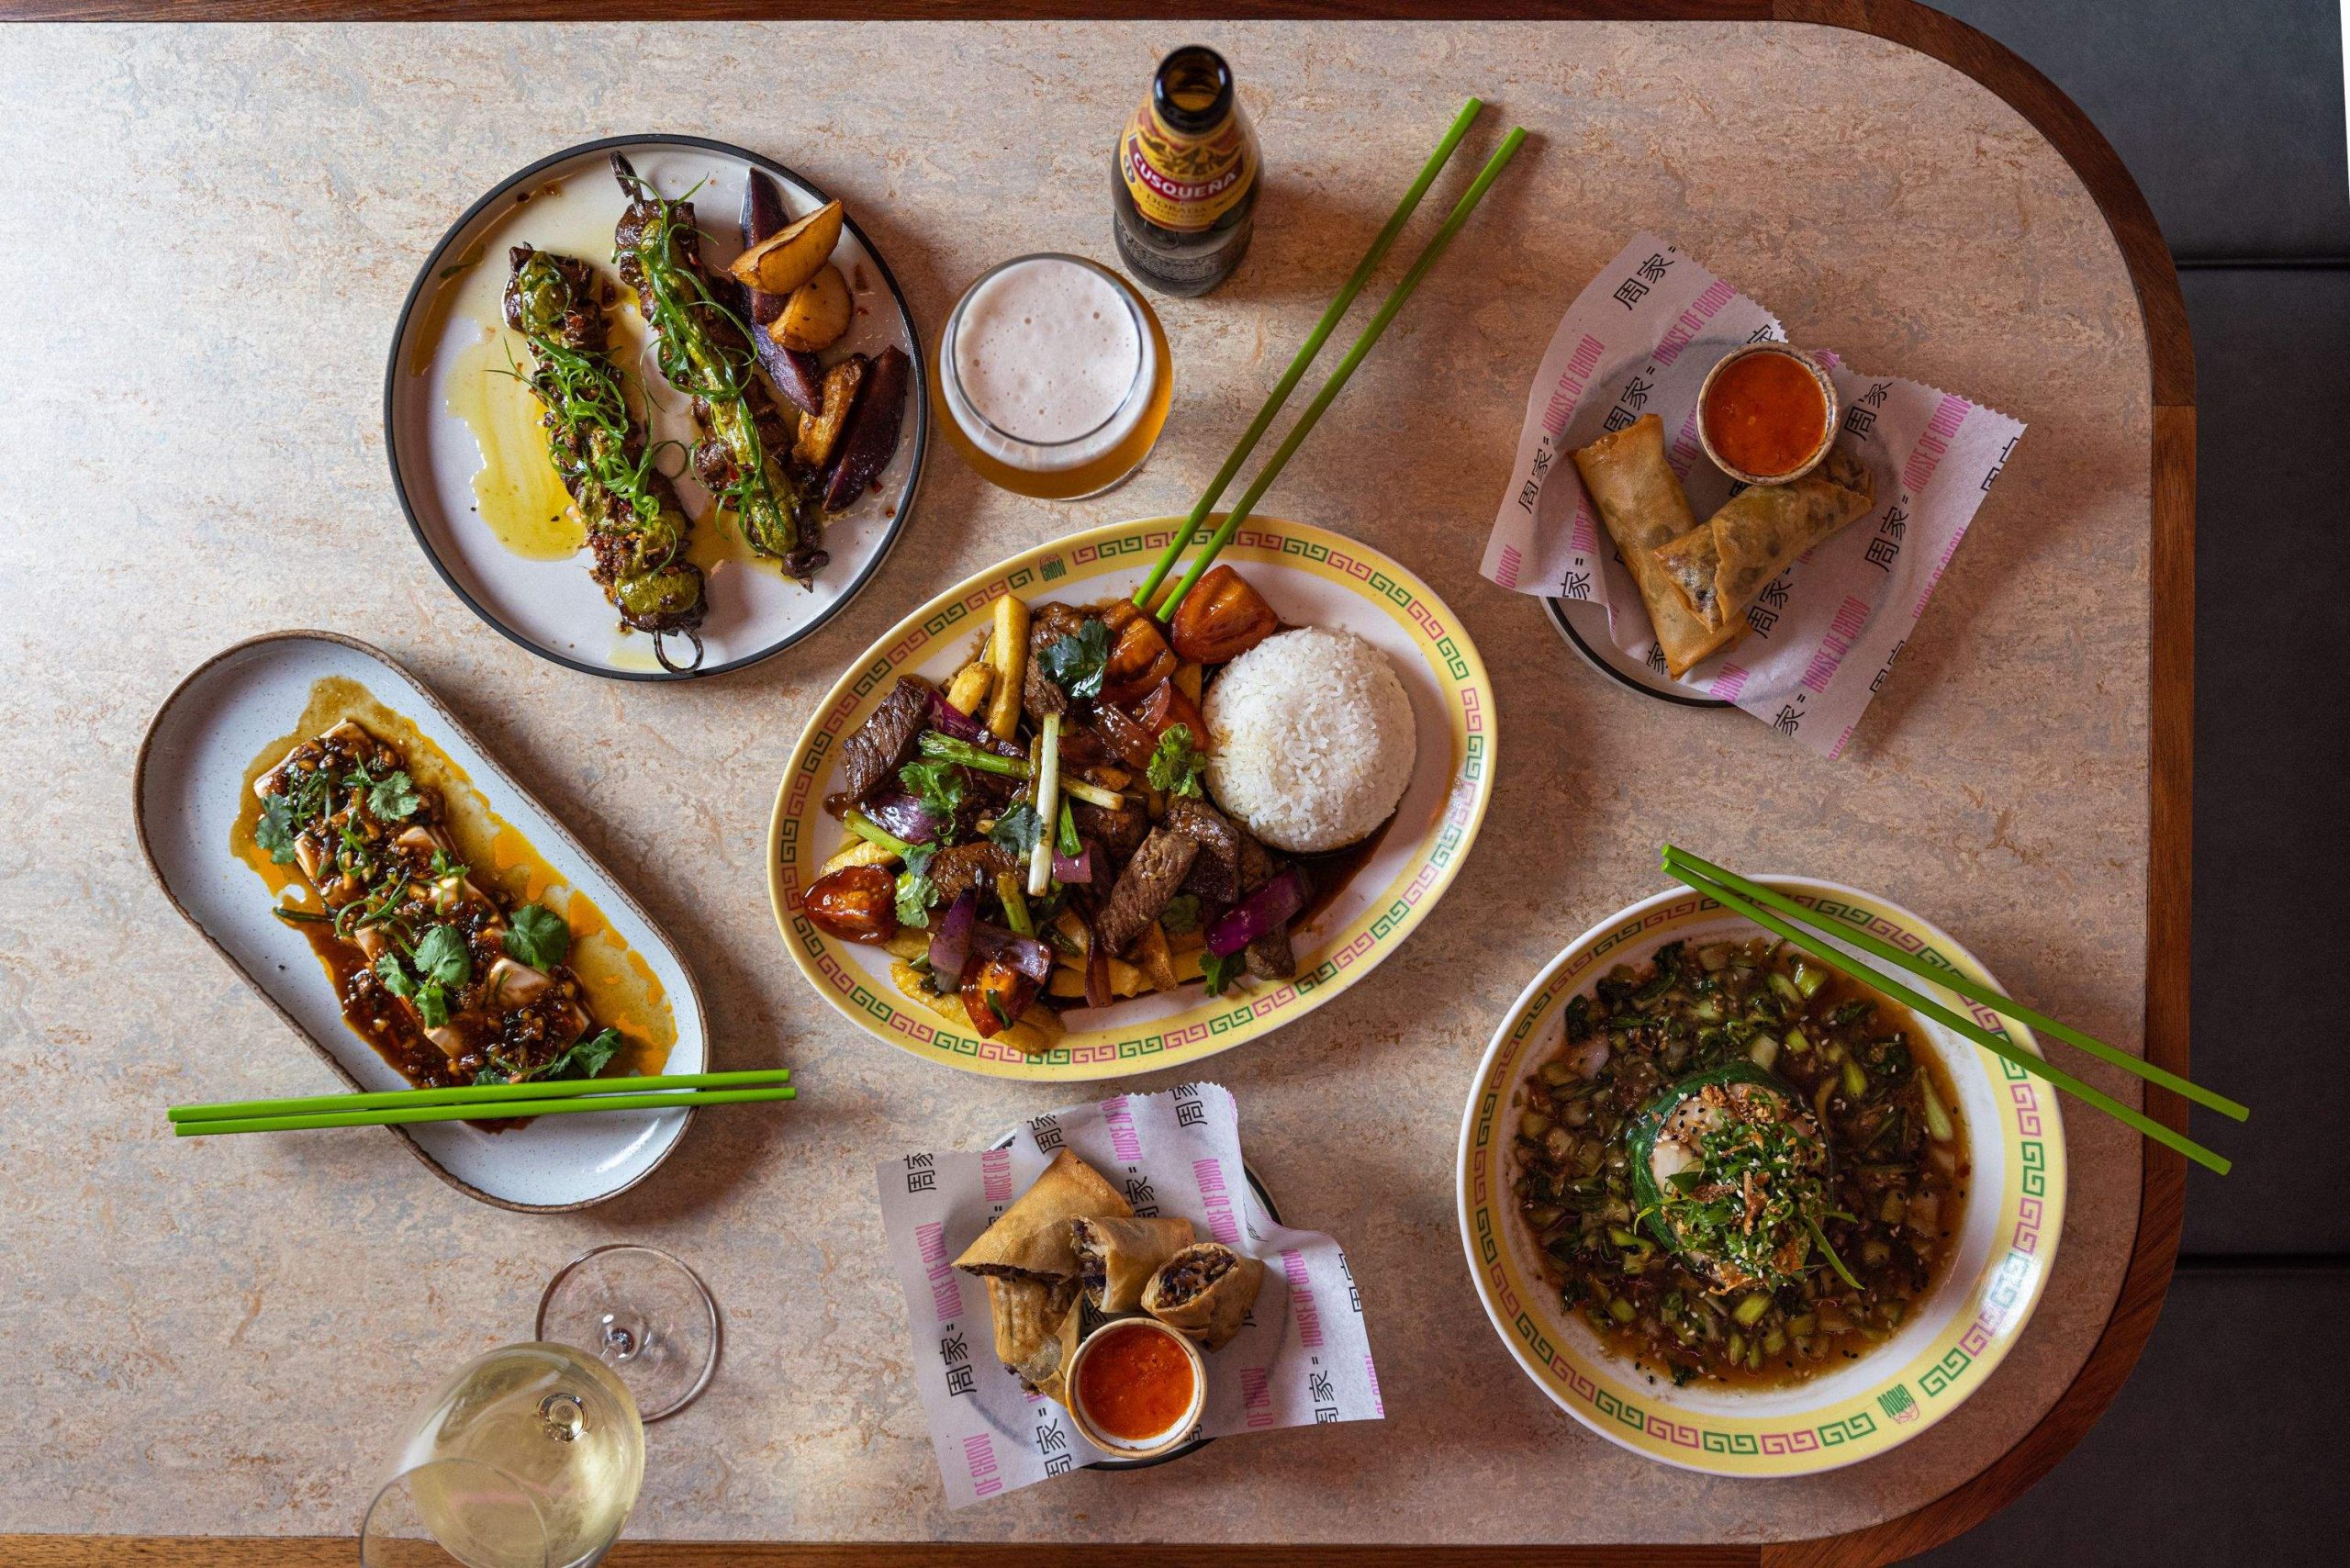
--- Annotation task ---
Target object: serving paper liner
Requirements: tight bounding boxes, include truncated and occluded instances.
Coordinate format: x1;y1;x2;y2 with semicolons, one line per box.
1480;233;2026;758
877;1083;1382;1506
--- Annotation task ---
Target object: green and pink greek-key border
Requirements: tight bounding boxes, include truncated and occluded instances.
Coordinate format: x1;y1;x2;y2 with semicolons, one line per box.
1462;889;2064;1471
772;518;1492;1078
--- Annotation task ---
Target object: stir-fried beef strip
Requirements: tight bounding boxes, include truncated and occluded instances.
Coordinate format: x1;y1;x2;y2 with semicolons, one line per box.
1097;827;1198;956
826;677;933;814
928;842;1024;904
1023;603;1089;725
1071;796;1148;860
1244;924;1296;982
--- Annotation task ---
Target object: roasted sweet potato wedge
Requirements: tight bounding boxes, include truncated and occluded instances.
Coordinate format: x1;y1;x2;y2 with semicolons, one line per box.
728;198;842;297
793;354;868;473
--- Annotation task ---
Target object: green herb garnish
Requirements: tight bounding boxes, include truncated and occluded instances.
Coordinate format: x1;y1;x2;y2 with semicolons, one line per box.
987;803;1045;857
899;758;967;822
1202;949;1246;997
1038;620;1111;701
1159;894;1203;935
1146;722;1208;798
502;902;571;969
896;842;938;928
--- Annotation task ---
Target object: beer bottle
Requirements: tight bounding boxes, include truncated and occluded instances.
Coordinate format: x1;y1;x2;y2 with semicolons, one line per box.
1111;45;1260;297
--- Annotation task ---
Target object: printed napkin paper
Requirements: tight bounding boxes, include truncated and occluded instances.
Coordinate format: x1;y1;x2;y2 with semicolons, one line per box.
1480;232;2026;758
876;1083;1382;1506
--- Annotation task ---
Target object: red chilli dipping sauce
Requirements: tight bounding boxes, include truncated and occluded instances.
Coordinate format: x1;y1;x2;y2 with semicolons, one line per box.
1701;348;1831;479
1075;1322;1198;1441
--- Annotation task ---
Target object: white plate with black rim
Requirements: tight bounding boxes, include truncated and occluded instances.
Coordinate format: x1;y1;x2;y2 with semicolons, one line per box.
1545;594;1729;710
385;134;928;681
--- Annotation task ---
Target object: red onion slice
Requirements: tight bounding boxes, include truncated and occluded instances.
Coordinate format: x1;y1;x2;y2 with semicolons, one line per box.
926;890;978;980
1204;868;1309;957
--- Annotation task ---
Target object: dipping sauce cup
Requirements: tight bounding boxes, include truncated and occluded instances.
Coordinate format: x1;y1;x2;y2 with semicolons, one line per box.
933;252;1173;500
1696;342;1840;486
1064;1317;1207;1460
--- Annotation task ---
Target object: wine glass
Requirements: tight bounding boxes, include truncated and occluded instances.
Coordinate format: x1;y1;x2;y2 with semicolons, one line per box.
536;1243;721;1422
361;1342;643;1568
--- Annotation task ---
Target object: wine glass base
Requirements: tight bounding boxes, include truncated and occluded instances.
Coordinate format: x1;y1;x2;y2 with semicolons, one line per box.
536;1244;719;1422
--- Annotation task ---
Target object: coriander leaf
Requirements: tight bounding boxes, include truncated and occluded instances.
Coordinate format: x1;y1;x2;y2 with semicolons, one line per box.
256;793;301;865
1146;722;1208;798
1158;893;1203;935
536;1026;622;1082
987;802;1044;857
412;923;473;990
416;981;453;1031
367;769;420;822
896;842;938;928
374;953;416;998
503;902;571;969
897;758;965;821
1202;949;1246;997
471;1064;511;1085
1038;619;1111;701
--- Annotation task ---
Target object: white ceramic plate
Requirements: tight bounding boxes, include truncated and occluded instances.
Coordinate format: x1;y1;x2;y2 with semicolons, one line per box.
1457;879;2065;1475
767;515;1495;1081
137;632;711;1211
385;134;927;679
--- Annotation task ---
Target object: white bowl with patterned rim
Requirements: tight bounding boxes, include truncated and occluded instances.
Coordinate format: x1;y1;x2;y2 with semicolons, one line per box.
765;515;1494;1081
1456;878;2066;1476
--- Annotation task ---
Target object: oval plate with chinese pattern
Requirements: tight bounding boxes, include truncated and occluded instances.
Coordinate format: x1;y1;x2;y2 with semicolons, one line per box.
1456;878;2067;1476
766;515;1494;1081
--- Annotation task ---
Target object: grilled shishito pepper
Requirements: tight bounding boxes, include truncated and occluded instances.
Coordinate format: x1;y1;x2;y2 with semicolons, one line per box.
502;245;709;664
610;155;825;586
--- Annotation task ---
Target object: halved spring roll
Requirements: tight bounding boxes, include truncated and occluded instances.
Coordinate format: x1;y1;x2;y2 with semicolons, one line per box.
1141;1242;1265;1353
1572;413;1747;677
1071;1215;1197;1313
952;1148;1132;1280
1652;445;1876;630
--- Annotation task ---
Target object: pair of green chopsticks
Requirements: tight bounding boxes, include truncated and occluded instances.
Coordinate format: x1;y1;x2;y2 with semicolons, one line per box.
1661;846;2245;1175
1135;98;1528;619
168;1070;794;1137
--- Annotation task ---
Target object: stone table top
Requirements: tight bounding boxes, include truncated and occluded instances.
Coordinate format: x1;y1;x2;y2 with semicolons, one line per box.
0;17;2154;1546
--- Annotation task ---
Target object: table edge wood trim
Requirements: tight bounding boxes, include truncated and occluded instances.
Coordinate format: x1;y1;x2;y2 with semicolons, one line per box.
7;3;2192;1562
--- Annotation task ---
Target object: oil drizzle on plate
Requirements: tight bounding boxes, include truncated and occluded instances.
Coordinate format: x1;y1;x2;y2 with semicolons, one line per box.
446;326;586;562
229;676;676;1081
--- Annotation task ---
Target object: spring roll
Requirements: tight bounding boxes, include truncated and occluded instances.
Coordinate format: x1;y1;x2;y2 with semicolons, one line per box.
986;1273;1080;1370
1652;446;1876;630
1071;1216;1197;1312
1141;1242;1265;1353
953;1148;1133;1280
1572;415;1747;676
1013;1290;1092;1404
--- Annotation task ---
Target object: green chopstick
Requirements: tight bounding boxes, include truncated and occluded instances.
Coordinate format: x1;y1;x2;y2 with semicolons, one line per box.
1659;850;2232;1175
1155;125;1528;620
168;1070;791;1124
1131;96;1484;611
173;1085;796;1137
1662;847;2248;1123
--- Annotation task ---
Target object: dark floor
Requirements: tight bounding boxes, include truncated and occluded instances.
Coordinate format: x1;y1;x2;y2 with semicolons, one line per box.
1910;3;2347;1562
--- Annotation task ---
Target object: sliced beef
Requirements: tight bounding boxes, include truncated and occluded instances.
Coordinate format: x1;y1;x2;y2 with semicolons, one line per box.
1096;827;1197;957
1071;797;1147;861
1244;923;1297;982
1167;797;1247;904
826;677;933;816
1023;602;1090;725
929;842;1023;904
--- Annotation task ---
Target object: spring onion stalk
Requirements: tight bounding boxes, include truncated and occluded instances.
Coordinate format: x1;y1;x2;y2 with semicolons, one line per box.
996;872;1033;936
917;733;1030;778
1059;778;1125;811
1918;1071;1956;1143
1028;713;1062;898
843;809;918;858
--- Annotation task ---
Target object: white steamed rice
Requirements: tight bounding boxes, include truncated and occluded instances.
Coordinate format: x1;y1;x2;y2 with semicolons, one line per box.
1202;625;1416;854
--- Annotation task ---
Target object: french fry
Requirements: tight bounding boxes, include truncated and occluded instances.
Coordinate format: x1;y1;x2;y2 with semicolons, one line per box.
946;662;993;717
986;595;1029;740
1132;922;1180;992
822;837;901;875
883;928;933;964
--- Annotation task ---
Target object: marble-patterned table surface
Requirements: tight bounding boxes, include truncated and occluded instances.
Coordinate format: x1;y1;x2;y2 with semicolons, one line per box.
0;17;2153;1545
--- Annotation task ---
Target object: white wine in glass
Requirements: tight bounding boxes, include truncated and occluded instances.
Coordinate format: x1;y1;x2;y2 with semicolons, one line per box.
362;1342;644;1568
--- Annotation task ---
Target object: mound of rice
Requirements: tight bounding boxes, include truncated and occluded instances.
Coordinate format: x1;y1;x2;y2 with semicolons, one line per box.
1202;626;1416;854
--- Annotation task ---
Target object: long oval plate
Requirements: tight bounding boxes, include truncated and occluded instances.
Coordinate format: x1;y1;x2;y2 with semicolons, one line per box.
386;134;927;680
137;632;711;1211
1456;877;2066;1476
767;516;1495;1081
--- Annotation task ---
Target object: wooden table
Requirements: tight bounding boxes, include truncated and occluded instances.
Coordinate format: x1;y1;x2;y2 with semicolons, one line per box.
0;4;2189;1564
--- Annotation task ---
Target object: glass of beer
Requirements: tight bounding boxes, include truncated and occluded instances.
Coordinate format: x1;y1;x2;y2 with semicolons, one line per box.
933;252;1172;500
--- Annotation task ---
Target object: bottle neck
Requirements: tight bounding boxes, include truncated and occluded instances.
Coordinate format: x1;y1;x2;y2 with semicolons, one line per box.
1121;46;1256;234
